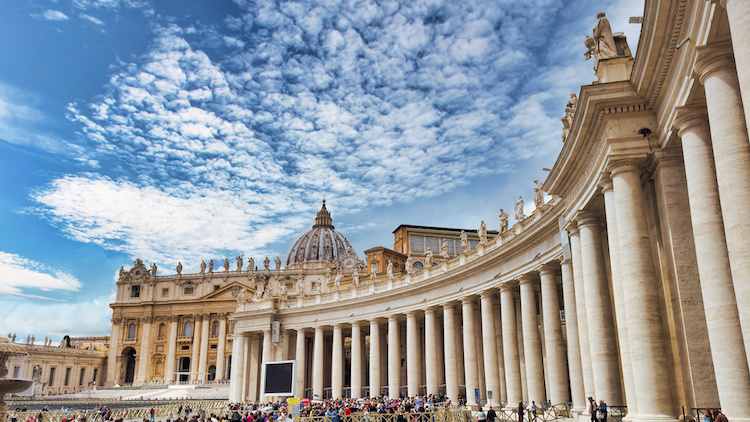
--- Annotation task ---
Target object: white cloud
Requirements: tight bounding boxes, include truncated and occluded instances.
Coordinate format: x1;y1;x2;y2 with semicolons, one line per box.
0;252;82;298
41;9;69;21
80;14;105;25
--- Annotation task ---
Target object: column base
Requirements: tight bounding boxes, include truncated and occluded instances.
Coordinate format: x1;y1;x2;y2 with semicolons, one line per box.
625;414;679;422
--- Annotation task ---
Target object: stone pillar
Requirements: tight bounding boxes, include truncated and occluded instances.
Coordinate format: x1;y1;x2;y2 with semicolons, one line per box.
247;334;260;402
501;285;522;407
474;307;486;401
696;43;750;365
578;213;623;404
215;317;227;380
480;292;501;406
600;178;638;413
331;324;343;399
228;333;246;402
424;307;439;396
165;316;179;382
519;276;545;404
369;319;381;397
494;300;507;402
106;318;121;386
609;160;675;420
443;303;460;402
313;326;324;399
406;311;422;398
461;297;479;405
560;259;585;411
190;317;201;382
295;329;306;398
568;226;595;400
720;0;750;140
388;316;401;398
539;266;567;405
674;107;750;422
351;322;362;399
515;295;527;401
198;315;211;382
136;317;152;385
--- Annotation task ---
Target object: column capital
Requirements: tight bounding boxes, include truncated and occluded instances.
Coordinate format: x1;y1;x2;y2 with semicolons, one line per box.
674;105;710;136
332;323;342;329
599;175;614;194
576;211;603;228
499;282;517;293
694;41;736;85
405;310;418;318
350;320;361;327
479;290;497;300
566;221;580;235
441;301;455;311
424;306;437;315
539;262;560;277
460;296;475;305
608;158;644;178
518;273;538;286
387;314;400;322
314;326;324;333
296;327;307;334
142;316;155;324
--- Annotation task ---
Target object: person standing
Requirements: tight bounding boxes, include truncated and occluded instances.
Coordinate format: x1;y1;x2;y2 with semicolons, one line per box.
477;407;487;422
588;397;597;422
487;407;497;422
597;400;607;422
714;410;728;422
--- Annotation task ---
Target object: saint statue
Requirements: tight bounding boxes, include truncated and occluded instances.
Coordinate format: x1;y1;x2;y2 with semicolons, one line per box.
440;239;449;259
119;266;125;279
499;208;509;233
279;282;288;298
515;196;525;221
208;259;214;274
424;248;433;268
176;262;182;275
479;220;488;244
387;259;394;281
263;257;270;273
223;258;230;272
594;12;618;59
248;257;255;273
151;263;158;278
236;255;243;272
236;287;246;303
200;261;206;275
534;180;545;209
275;257;282;274
333;272;342;291
370;264;377;282
460;230;469;254
352;270;360;287
296;275;305;296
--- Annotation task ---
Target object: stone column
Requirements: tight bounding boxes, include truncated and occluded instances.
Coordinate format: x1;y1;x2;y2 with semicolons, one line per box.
600;178;638;412
568;226;595;400
474;307;486;401
461;297;479;405
519;276;545;404
215;317;227;380
332;324;343;399
539;266;567;405
720;0;750;140
313;326;324;399
501;284;522;407
609;160;675;420
674;107;750;422
136;317;152;385
388;316;401;398
369;319;381;397
424;307;439;396
480;292;501;406
229;333;246;402
560;259;585;411
106;318;121;386
578;213;623;404
295;329;306;398
494;300;507;402
696;43;750;365
351;322;362;399
165;316;179;382
406;311;422;397
198;315;211;382
443;303;460;402
190;317;201;382
248;334;260;401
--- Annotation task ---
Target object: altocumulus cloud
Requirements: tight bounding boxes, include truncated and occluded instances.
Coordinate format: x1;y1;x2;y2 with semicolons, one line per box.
40;0;601;263
0;251;82;298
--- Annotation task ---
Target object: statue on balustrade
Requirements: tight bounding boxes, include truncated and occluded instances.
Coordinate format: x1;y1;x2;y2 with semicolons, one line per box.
236;255;243;272
478;220;488;244
151;263;158;278
176;262;182;275
200;260;206;275
534;180;545;209
275;257;282;274
223;258;230;273
263;257;270;274
333;272;342;291
208;259;214;274
440;239;449;259
515;196;525;221
387;259;394;281
352;269;360;287
247;257;255;273
499;208;509;233
460;230;469;254
425;248;434;268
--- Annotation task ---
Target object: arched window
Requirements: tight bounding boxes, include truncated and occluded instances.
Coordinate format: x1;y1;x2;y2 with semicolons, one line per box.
158;323;166;338
212;323;219;336
127;323;136;339
184;321;193;337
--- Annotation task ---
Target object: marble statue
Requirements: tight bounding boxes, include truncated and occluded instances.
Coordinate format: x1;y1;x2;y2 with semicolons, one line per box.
44;336;48;346
460;230;469;254
30;335;35;345
499;208;509;233
584;35;597;60
440;239;449;259
279;282;288;298
263;257;270;273
562;93;578;141
11;334;16;342
333;272;342;291
370;264;377;282
479;220;488;244
296;275;305;296
425;248;433;267
515;196;525;221
534;180;545;208
313;279;323;294
405;258;413;274
236;255;243;272
275;257;281;274
567;93;578;109
26;335;30;344
352;270;360;287
119;266;125;279
248;257;255;273
387;259;394;281
223;258;230;272
200;261;206;275
151;263;158;278
176;262;182;275
208;259;214;274
594;12;618;59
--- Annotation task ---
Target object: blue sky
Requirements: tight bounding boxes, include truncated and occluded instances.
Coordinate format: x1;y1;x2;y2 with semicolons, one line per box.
0;0;643;340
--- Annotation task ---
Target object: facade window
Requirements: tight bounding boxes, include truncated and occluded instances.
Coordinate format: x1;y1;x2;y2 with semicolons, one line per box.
469;240;480;250
13;366;20;378
181;345;190;350
49;367;56;386
162;288;169;297
158;323;166;338
130;285;140;298
79;368;85;386
425;236;440;253
127;323;136;339
214;285;220;291
184;321;193;337
412;261;424;272
409;235;425;252
184;286;195;295
93;368;98;383
212;323;219;336
64;367;71;386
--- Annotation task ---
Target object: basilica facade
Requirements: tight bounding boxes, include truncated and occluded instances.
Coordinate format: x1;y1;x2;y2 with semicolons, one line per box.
107;2;750;422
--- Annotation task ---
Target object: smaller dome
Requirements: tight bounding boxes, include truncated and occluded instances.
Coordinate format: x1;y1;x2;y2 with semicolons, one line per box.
286;200;358;268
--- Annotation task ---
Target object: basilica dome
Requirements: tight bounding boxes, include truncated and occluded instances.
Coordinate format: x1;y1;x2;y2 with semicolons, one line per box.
286;200;358;268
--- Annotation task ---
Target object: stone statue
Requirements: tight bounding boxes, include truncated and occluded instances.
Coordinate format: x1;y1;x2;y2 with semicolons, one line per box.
567;93;578;110
584;35;597;60
405;256;413;274
594;12;618;59
176;262;182;275
562;93;578;141
263;257;270;274
26;335;30;344
515;196;525;221
424;248;433;268
296;275;305;296
248;257;255;273
333;272;342;291
313;279;323;294
223;258;230;272
279;282;288;298
119;266;125;279
479;220;488;244
208;259;214;274
11;333;16;342
44;336;48;346
534;180;545;208
236;287;246;303
369;264;377;282
352;270;360;287
387;259;394;281
30;335;35;345
236;255;243;272
151;263;158;278
499;208;509;233
440;239;449;259
200;260;206;275
460;230;469;254
275;257;281;274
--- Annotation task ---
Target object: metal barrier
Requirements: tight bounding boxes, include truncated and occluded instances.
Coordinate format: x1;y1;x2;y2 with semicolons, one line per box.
692;408;721;422
6;400;228;422
607;406;627;422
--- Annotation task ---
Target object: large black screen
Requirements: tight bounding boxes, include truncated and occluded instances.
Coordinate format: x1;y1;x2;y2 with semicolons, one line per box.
263;361;295;395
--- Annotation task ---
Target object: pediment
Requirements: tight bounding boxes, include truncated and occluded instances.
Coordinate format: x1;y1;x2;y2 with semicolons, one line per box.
202;281;253;301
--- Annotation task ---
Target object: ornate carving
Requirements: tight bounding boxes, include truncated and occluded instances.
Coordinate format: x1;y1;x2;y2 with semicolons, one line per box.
478;221;488;244
534;180;545;209
142;316;154;324
112;317;123;325
460;230;469;254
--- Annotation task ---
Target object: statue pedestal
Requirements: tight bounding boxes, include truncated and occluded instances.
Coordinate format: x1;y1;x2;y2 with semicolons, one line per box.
595;56;634;83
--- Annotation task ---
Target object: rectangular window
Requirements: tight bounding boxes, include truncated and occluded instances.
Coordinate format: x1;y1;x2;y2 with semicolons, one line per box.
469;240;480;251
130;285;140;298
425;236;440;253
64;367;71;386
162;288;169;297
184;286;195;295
49;367;56;386
409;235;425;252
210;344;217;349
214;285;220;291
79;368;85;386
13;366;21;378
93;368;98;383
181;345;190;350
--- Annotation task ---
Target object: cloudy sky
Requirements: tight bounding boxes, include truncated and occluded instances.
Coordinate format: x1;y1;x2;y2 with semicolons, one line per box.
0;0;644;340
